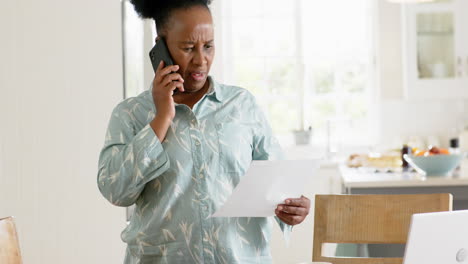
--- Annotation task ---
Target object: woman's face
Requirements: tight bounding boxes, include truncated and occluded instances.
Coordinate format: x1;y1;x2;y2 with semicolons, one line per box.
163;6;215;93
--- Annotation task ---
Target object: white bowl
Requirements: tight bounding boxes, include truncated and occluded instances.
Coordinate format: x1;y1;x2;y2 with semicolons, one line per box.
403;153;464;176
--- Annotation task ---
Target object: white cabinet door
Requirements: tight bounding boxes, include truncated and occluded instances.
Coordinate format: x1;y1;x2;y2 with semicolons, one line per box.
403;0;467;99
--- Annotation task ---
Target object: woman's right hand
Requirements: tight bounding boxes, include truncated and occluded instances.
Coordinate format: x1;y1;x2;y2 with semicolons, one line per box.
152;61;185;121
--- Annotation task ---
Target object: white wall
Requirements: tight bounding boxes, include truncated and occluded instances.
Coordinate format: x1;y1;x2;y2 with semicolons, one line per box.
377;0;404;100
0;1;126;263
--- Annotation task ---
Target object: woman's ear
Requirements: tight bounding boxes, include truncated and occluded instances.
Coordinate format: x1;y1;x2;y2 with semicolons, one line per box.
155;36;160;42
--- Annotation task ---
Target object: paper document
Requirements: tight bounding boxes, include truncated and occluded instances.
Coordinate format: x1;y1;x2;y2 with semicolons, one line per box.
211;159;321;217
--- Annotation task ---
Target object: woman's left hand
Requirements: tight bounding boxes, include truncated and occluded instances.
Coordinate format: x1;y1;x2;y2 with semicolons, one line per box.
275;195;310;226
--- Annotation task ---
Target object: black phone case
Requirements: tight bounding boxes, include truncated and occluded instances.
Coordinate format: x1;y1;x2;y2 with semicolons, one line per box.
149;39;174;72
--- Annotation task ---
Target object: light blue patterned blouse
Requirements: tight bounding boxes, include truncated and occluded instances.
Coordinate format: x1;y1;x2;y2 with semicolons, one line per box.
97;77;291;264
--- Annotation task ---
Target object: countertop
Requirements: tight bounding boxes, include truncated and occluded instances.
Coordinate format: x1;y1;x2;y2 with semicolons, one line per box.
340;160;468;188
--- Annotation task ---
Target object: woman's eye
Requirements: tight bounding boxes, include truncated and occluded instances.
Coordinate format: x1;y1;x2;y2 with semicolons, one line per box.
205;45;213;49
183;47;193;52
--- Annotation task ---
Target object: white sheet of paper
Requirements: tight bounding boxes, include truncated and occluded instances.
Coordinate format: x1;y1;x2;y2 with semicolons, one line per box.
211;159;321;217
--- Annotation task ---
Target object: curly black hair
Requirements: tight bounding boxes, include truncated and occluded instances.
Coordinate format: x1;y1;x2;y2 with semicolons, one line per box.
130;0;212;34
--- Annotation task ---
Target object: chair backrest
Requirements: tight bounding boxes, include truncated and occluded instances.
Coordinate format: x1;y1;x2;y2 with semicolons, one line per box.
312;193;453;264
0;217;23;264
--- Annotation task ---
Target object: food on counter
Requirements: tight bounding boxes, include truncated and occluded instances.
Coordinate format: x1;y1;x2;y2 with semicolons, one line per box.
412;146;450;156
347;152;402;168
347;154;367;168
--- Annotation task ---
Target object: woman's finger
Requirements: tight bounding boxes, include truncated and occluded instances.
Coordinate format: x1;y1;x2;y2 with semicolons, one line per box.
275;210;304;225
284;196;310;208
156;60;164;74
152;61;164;85
168;81;185;93
156;65;180;82
275;210;291;224
161;72;184;87
277;205;308;216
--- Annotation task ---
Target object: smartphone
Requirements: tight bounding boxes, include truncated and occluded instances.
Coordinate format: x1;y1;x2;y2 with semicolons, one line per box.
149;38;174;72
149;39;180;95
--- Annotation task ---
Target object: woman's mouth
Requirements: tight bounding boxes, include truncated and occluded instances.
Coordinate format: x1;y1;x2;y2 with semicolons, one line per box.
190;72;206;81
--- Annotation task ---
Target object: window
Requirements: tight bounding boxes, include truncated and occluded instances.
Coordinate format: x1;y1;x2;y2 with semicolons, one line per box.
219;0;377;147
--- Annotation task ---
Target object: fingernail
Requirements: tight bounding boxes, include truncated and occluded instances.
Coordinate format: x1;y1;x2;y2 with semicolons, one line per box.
286;200;291;204
278;206;283;211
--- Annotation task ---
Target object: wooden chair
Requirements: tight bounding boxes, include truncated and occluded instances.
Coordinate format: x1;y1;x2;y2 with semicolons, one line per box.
312;193;452;264
0;217;23;264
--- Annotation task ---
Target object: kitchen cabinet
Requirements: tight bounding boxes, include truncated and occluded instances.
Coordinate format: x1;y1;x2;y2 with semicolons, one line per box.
402;0;468;99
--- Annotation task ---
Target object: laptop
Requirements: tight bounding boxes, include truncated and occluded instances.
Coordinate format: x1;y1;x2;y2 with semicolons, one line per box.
403;210;468;264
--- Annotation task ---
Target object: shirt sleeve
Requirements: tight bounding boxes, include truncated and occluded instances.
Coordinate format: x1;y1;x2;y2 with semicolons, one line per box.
274;217;293;245
97;102;170;207
248;93;294;239
251;101;283;161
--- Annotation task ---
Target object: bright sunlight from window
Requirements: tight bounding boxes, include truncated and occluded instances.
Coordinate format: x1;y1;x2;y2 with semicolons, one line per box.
222;0;376;147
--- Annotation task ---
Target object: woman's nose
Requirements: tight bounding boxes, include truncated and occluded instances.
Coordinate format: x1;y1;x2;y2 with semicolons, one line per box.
192;50;206;66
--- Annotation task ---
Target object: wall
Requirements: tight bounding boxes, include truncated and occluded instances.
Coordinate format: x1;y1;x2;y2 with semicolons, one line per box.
0;0;126;263
377;0;405;101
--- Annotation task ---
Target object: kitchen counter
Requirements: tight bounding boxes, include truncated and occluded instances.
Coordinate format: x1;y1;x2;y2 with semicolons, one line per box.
341;166;468;188
340;161;468;210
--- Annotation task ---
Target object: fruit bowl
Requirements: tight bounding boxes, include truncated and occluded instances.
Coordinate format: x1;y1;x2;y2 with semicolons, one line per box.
403;153;465;176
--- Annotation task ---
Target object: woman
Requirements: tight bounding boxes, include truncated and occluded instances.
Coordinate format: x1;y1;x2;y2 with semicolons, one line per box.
97;0;310;263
